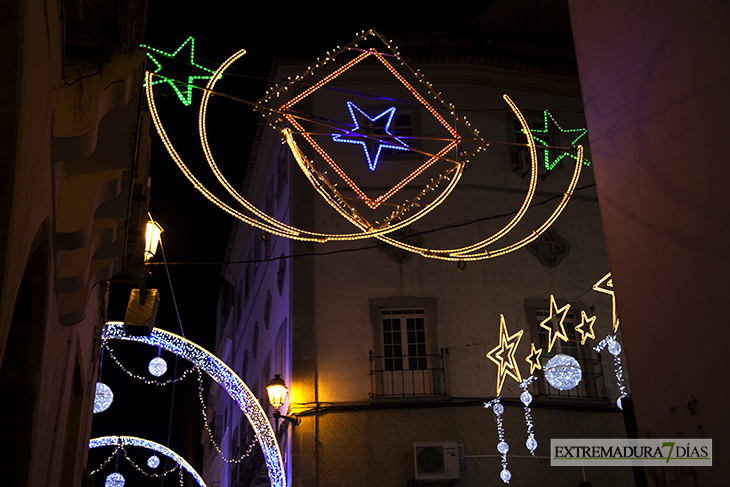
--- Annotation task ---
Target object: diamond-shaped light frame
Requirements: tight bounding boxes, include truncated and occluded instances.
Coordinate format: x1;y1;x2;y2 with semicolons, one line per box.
271;46;461;212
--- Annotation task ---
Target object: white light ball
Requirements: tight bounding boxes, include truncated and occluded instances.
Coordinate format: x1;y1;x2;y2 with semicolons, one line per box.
147;455;160;468
544;354;582;391
500;468;511;483
617;397;624;410
93;382;113;413
105;472;125;487
526;435;538;452
520;390;532;406
493;403;504;416
148;357;168;377
497;441;509;454
608;339;622;356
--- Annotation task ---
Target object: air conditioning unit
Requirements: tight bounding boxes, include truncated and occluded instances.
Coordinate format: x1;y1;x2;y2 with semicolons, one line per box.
414;441;460;481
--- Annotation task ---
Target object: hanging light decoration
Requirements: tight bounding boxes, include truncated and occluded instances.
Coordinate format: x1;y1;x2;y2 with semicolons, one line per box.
147;455;160;469
595;335;628;409
105;472;125;487
484;399;511;483
544;354;582;391
94;382;114;413
519;376;538;454
148;356;168;377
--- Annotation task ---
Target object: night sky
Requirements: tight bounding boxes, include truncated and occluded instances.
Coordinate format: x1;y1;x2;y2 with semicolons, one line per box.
89;4;493;486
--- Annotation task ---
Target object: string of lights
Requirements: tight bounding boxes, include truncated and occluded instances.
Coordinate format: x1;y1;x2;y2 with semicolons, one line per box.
195;368;260;463
102;324;286;487
484;399;511;483
119;445;182;478
102;339;197;385
89;436;206;487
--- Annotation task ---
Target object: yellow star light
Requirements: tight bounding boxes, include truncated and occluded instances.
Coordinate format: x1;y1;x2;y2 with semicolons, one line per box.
486;315;524;396
539;295;570;353
575;310;596;345
525;343;543;375
593;272;620;332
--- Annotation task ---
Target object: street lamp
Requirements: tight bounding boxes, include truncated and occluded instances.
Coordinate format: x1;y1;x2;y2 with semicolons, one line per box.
144;219;163;262
266;374;299;431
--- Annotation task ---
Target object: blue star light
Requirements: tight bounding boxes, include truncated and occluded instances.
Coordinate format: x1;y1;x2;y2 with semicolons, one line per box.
332;101;410;171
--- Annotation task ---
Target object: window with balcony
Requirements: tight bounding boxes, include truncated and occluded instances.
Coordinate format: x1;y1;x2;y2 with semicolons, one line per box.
369;298;445;398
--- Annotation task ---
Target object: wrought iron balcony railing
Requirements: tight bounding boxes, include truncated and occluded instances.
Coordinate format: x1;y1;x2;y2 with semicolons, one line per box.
369;350;446;397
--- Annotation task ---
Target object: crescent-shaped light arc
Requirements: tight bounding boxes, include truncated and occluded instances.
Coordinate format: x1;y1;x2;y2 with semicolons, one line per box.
376;145;583;261
89;435;206;487
199;49;315;237
145;71;319;241
196;49;466;242
101;323;286;487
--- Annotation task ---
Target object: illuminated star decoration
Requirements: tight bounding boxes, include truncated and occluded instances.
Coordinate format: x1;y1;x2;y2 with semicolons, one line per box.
593;272;619;332
141;37;220;107
331;101;410;171
486;315;524;396
539;295;570;353
574;310;597;345
526;110;591;170
525;343;543;375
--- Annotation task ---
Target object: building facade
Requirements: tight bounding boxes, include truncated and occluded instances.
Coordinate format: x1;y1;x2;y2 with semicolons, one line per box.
203;41;634;487
0;1;150;485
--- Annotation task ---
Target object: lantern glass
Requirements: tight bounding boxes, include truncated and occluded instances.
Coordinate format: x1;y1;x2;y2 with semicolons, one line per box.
266;374;288;410
144;220;163;262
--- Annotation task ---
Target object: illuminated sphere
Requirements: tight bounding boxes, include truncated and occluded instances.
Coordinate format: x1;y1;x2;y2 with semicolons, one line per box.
93;382;113;413
493;403;504;416
520;390;532;406
526;435;538;452
148;357;168;377
500;468;511;483
497;441;509;454
105;473;125;487
147;455;160;468
608;339;622;356
544;354;582;391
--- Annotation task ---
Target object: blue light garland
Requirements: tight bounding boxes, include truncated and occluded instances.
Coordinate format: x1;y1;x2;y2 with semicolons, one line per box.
331;101;410;171
89;436;205;487
102;323;285;487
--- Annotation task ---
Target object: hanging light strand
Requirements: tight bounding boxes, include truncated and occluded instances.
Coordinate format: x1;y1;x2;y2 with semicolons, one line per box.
484;399;511;483
519;376;539;455
90;445;121;475
119;445;181;478
196;368;260;463
102;340;196;385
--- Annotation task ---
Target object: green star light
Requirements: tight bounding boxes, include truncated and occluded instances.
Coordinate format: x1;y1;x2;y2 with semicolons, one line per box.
525;110;591;170
141;37;221;107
